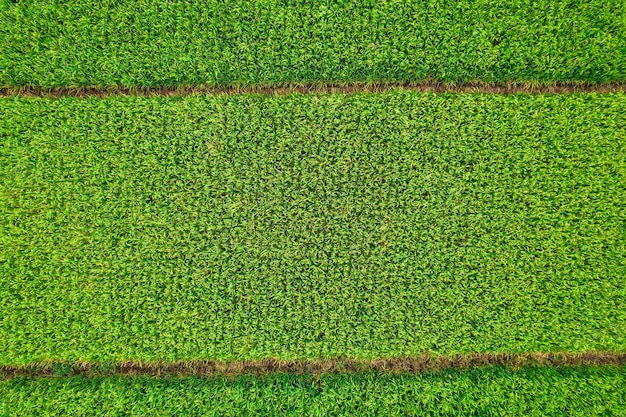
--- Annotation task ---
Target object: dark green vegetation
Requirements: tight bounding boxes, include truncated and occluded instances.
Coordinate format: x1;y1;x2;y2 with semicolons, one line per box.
2;92;625;365
1;366;625;416
1;0;624;88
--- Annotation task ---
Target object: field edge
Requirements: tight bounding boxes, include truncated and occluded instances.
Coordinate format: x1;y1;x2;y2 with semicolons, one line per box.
1;81;625;99
2;351;625;380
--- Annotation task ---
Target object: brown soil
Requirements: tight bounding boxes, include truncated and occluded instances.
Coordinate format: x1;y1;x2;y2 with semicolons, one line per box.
2;351;624;380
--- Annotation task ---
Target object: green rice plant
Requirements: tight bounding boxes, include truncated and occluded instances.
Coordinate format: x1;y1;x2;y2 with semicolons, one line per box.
1;92;625;364
1;366;625;416
1;0;624;87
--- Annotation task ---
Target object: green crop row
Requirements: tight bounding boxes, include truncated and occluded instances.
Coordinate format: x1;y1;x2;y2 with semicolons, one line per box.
1;92;625;364
1;366;625;416
1;0;624;88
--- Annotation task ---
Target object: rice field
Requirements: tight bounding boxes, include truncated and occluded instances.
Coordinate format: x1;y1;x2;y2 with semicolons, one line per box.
1;1;625;415
1;0;624;87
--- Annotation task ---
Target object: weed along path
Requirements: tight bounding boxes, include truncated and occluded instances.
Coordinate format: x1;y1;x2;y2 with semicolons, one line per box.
1;366;625;415
1;82;625;98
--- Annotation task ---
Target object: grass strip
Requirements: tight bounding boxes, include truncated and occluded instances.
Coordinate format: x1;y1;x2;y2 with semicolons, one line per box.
1;92;625;364
2;82;626;99
1;0;624;88
2;352;625;380
1;366;625;416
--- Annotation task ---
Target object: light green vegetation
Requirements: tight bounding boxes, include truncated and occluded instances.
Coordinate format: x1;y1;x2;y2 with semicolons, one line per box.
1;366;625;416
1;0;624;88
1;92;625;364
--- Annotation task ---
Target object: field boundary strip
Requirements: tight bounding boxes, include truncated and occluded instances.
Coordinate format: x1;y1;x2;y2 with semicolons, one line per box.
1;82;625;98
2;352;625;380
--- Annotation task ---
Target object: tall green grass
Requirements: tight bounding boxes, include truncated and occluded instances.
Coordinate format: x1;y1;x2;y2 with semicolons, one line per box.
1;92;625;364
1;0;624;87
